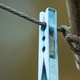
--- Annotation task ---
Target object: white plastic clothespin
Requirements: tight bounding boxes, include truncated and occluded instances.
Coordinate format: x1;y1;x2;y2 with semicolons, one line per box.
38;8;59;80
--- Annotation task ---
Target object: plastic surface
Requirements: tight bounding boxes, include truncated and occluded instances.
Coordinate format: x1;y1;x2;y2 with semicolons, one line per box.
38;8;58;80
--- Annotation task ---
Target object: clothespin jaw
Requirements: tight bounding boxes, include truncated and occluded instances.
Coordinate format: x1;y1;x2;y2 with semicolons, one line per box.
38;8;59;80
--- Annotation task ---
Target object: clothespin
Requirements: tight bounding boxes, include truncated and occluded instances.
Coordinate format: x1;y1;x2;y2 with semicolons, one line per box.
38;8;59;80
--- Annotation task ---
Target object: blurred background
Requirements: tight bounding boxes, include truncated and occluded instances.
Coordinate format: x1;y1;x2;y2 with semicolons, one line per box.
0;0;80;80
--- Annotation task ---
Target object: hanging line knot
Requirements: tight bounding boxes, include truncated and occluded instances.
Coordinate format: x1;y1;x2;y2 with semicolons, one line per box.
60;25;80;56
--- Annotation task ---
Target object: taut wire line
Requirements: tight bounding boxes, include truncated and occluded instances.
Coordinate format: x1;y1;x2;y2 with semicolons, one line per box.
0;3;63;32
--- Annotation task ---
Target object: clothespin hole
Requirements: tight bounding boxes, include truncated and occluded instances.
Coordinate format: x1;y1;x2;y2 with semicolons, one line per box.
42;36;45;41
41;26;46;31
42;46;46;52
